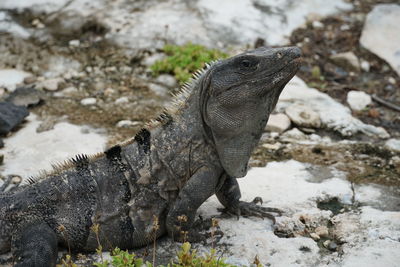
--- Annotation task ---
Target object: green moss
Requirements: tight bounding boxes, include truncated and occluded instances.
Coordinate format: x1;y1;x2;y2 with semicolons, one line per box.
151;43;228;84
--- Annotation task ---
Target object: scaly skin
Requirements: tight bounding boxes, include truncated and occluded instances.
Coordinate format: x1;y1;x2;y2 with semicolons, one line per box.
0;46;301;266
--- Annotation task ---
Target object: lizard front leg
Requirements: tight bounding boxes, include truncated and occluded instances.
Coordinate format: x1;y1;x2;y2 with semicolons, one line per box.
166;166;222;242
216;173;282;223
12;222;58;267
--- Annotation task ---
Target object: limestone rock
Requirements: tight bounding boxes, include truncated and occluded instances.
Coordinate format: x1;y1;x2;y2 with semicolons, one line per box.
346;90;371;111
265;113;291;133
278;77;388;138
330;51;360;72
285;103;321;128
360;4;400;76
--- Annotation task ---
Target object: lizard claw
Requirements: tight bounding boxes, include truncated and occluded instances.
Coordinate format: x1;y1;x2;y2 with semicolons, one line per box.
219;197;283;224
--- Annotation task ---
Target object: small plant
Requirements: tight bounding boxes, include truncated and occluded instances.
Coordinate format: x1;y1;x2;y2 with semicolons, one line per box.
151;43;228;84
58;223;241;267
173;242;236;267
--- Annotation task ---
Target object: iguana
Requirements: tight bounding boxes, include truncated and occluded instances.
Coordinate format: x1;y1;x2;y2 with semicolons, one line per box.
0;46;301;267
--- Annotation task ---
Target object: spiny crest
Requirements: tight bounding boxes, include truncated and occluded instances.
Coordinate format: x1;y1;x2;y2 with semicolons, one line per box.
146;60;218;129
23;153;101;185
20;60;221;185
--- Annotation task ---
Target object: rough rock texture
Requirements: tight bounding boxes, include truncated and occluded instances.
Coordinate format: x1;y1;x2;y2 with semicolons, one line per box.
277;77;389;138
285;103;321;128
0;102;29;135
1;0;352;49
360;4;400;76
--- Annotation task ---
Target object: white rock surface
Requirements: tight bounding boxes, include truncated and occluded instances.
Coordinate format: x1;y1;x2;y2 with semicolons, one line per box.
197;0;352;46
1;0;352;49
360;4;400;76
0;115;106;178
346;90;372;111
285;103;321;128
0;69;32;91
265;113;291;133
277;77;389;138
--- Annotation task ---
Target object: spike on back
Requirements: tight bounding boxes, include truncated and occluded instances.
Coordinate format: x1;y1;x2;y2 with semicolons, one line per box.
20;60;220;186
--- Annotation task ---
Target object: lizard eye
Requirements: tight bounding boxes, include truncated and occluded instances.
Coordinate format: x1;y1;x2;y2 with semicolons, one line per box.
241;60;251;68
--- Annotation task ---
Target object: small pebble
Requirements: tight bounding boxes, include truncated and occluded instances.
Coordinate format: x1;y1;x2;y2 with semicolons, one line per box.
23;76;37;84
340;24;350;31
360;60;370;72
11;176;22;184
80;97;97;106
41;78;64;91
388;77;396;85
69;39;80;47
116;120;140;128
323;240;331;248
104;88;115;97
312;21;324;29
328;241;338;251
310;233;320;241
115;96;129;104
315;226;329;238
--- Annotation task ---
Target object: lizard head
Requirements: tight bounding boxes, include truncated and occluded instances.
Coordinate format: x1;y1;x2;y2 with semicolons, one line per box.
201;46;301;177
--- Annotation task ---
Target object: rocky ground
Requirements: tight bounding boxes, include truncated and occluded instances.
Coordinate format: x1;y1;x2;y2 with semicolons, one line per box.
0;0;399;266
